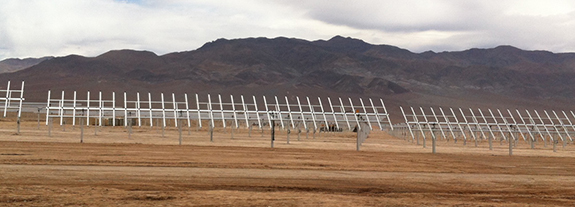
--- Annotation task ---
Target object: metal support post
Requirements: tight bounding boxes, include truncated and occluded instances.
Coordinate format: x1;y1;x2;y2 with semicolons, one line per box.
509;137;513;156
188;123;191;135
313;129;316;139
474;137;478;147
129;119;134;138
432;136;436;154
298;128;301;141
423;134;426;148
356;130;360;151
80;118;84;143
210;123;214;142
48;118;52;137
271;120;275;148
37;108;41;130
287;129;290;144
178;119;182;145
17;116;20;135
553;139;557;152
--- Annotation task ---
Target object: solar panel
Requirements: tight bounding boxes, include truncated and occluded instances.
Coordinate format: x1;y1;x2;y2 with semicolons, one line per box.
0;80;25;118
399;106;574;154
45;90;393;133
0;81;25;134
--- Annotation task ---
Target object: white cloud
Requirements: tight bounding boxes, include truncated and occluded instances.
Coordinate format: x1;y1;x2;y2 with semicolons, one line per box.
1;0;575;60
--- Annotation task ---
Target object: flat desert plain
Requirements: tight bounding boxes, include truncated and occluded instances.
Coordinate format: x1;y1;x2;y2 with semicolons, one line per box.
1;121;575;206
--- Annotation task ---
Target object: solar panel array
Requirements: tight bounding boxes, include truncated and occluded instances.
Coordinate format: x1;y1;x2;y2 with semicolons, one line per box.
0;79;568;153
45;90;393;132
397;106;574;151
0;81;25;118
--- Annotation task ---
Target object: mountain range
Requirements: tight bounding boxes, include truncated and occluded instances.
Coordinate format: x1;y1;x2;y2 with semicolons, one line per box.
0;57;53;74
0;36;574;121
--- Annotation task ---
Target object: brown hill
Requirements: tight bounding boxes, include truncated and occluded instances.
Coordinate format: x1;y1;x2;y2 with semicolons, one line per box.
0;57;53;73
1;36;574;122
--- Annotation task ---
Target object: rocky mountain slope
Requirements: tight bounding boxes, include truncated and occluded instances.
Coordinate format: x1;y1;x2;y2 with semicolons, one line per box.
1;36;574;117
0;57;53;73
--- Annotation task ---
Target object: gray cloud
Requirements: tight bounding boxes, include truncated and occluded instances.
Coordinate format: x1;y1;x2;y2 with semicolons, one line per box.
273;0;575;52
273;0;508;32
1;0;575;60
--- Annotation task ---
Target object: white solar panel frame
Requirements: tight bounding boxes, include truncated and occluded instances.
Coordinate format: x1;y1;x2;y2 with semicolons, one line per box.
45;90;393;132
0;81;25;118
400;106;575;145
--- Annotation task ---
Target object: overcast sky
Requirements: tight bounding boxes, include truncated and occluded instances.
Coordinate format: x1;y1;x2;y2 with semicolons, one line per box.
1;0;575;60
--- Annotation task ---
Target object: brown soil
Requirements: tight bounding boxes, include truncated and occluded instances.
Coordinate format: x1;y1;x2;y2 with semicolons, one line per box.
1;121;574;206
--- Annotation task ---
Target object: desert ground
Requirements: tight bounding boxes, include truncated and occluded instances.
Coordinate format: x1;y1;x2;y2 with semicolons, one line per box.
1;118;575;206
